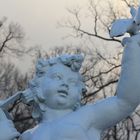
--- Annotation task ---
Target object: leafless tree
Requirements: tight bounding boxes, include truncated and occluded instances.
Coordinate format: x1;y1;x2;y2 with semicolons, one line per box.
0;17;38;132
0;17;25;57
0;17;39;58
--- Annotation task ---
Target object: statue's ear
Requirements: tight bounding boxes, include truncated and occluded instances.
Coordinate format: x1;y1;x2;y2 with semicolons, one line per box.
130;6;136;18
110;19;132;37
39;102;47;112
32;103;42;120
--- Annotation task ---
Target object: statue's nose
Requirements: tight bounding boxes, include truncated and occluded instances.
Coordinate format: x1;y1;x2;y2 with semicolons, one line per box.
61;83;68;88
61;80;69;89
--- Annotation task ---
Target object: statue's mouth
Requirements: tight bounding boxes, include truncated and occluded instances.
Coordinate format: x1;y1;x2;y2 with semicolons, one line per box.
57;90;68;97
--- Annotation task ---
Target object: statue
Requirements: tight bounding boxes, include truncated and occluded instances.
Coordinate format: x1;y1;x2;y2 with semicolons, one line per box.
0;107;20;140
1;6;140;140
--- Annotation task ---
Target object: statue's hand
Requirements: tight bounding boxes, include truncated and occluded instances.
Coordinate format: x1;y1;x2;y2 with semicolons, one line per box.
22;89;35;104
0;108;20;140
122;33;140;47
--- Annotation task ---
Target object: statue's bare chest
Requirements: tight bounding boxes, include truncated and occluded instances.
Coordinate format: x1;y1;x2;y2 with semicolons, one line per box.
30;122;90;140
22;120;101;140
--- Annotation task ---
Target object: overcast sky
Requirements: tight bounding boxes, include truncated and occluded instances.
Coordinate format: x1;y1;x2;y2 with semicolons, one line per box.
0;0;89;49
0;0;128;72
0;0;128;49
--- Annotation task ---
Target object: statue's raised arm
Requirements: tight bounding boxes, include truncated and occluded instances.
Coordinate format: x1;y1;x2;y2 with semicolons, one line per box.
79;32;140;131
73;6;140;133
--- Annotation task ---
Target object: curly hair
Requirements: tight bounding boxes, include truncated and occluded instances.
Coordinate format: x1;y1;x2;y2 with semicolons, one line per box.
27;54;87;121
35;54;84;77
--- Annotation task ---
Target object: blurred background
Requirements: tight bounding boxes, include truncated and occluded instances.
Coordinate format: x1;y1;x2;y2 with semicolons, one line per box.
0;0;140;139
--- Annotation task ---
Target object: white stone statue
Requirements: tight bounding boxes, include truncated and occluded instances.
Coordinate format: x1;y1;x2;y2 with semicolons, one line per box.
0;108;20;140
20;35;140;140
1;6;140;140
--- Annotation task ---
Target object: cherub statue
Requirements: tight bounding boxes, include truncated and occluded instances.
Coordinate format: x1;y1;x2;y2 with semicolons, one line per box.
20;38;140;140
1;6;140;140
1;37;140;140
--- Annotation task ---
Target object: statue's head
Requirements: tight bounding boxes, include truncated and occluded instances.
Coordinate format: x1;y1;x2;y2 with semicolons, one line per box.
28;54;87;120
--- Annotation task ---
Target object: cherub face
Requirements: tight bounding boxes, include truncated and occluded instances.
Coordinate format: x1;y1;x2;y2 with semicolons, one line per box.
39;63;84;110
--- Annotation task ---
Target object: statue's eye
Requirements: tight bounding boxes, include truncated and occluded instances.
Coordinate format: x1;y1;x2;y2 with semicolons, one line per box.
37;71;44;76
69;79;77;85
52;74;62;80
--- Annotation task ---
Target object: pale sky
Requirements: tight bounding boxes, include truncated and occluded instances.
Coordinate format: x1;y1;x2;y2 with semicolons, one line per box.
0;0;126;50
0;0;126;72
0;0;88;49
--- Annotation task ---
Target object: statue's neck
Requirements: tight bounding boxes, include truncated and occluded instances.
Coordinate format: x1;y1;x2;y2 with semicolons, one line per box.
41;107;73;123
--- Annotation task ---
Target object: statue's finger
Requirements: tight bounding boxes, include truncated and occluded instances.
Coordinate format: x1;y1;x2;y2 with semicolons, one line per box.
0;108;8;121
9;131;20;139
121;37;131;47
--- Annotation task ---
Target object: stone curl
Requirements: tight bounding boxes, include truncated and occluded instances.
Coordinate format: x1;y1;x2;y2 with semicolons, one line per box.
35;54;84;78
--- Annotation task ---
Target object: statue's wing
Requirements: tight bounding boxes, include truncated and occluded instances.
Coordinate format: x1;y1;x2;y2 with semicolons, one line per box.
110;19;132;37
